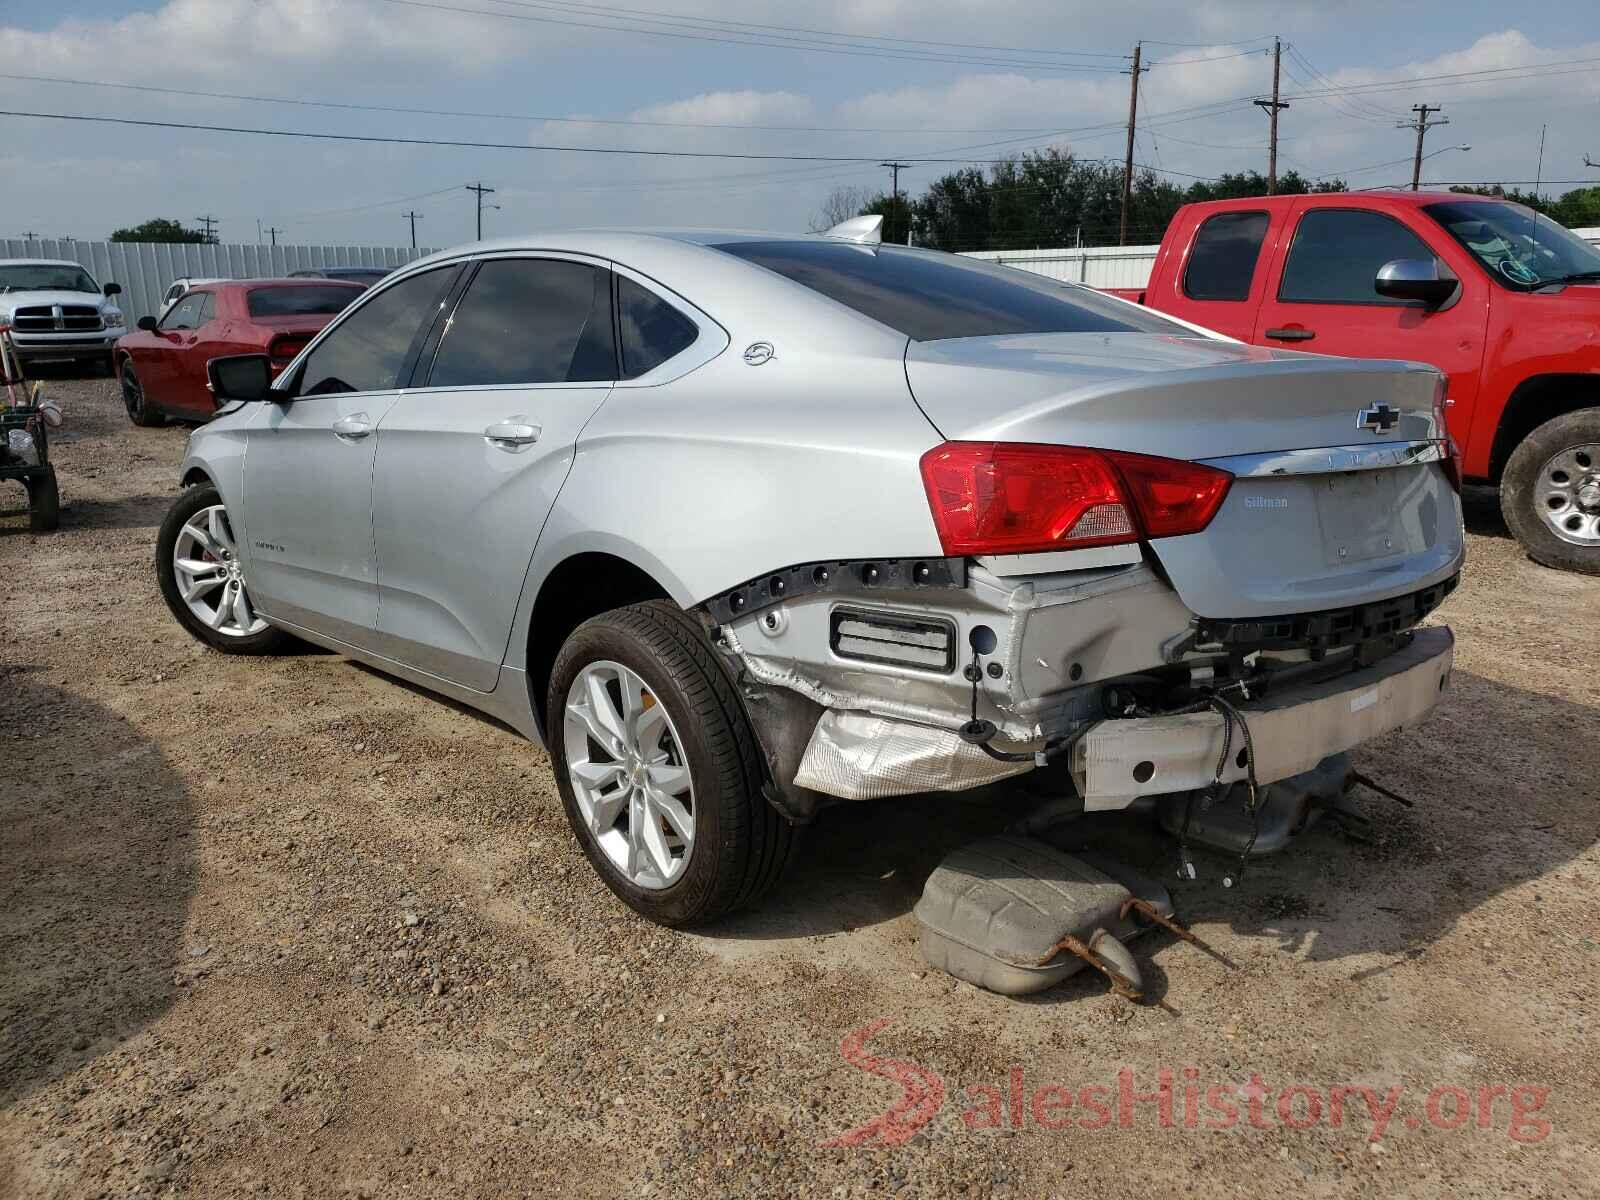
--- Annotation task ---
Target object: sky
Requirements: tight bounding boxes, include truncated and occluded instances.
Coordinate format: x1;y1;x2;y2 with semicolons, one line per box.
1;0;1598;250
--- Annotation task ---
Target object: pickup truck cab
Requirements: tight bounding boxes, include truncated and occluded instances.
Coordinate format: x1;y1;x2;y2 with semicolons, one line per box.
1112;192;1600;574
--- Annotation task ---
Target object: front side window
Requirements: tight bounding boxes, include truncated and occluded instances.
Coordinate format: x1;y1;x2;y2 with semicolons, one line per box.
1184;211;1269;301
248;285;360;318
160;294;204;331
617;276;698;377
713;240;1190;341
298;266;458;396
195;292;217;324
1279;210;1436;304
1423;199;1600;290
428;259;615;387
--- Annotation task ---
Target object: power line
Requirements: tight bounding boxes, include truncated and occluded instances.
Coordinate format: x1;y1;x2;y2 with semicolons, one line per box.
374;0;1132;73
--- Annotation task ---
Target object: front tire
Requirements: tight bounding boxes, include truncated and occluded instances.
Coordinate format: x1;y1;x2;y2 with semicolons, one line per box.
547;601;797;926
120;359;163;427
156;484;288;653
1500;409;1600;575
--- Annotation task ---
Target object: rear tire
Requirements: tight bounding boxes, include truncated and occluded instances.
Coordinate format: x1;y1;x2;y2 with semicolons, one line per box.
156;484;289;653
120;359;164;427
25;470;59;533
1500;409;1600;575
547;600;797;927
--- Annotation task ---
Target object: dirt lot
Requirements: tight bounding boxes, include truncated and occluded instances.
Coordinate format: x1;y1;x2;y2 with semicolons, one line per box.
2;372;1597;1199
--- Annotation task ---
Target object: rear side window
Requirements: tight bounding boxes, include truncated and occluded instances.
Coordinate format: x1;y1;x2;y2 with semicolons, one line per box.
714;240;1189;341
1279;210;1436;304
299;266;457;396
617;276;698;377
1183;211;1269;301
428;259;616;387
248;286;359;317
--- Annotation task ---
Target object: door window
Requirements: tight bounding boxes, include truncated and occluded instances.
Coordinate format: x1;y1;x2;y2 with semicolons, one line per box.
427;259;616;387
1279;210;1436;304
1183;211;1269;301
160;294;204;331
297;266;458;396
617;276;698;377
195;292;217;324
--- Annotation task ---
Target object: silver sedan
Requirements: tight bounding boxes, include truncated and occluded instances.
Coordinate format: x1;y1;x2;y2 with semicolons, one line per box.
159;219;1464;925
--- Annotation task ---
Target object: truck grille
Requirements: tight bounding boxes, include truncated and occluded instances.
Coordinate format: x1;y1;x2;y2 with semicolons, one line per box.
830;607;957;673
10;304;105;333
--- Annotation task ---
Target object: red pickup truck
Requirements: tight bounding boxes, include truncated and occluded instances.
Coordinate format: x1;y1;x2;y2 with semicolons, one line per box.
1106;191;1600;575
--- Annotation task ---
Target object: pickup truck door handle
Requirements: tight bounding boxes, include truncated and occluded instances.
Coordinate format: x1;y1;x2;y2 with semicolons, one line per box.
484;421;541;447
331;413;373;440
1264;327;1316;342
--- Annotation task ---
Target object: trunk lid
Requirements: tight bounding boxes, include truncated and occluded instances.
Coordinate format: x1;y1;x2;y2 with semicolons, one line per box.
904;332;1464;618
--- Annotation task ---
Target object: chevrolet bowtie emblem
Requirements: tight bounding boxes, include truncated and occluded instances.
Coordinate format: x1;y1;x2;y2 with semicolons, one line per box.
1357;403;1400;434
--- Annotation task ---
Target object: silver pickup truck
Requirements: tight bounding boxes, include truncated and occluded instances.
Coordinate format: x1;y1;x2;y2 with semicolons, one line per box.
0;258;127;370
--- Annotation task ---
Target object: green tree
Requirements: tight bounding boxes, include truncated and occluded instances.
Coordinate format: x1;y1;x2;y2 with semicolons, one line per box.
110;218;211;243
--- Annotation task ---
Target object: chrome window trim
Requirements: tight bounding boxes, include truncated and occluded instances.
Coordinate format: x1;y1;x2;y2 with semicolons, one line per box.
1203;440;1445;478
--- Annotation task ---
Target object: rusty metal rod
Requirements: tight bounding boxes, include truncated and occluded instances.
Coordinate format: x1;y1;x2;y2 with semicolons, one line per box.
1034;932;1144;1002
1120;897;1241;972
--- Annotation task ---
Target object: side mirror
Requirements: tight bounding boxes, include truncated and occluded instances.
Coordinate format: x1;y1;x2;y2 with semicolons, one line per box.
136;315;158;332
1375;258;1458;309
103;282;122;297
207;353;277;404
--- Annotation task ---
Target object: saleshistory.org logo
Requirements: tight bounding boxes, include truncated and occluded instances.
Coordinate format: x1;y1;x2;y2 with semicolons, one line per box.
822;1022;1553;1148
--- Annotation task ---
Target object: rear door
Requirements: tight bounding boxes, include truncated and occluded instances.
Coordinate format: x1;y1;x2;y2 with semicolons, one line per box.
241;264;462;649
1253;204;1489;426
1153;207;1278;340
370;255;618;690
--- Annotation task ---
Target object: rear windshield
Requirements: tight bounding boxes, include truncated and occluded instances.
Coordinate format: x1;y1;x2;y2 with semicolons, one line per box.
247;285;360;318
712;240;1188;341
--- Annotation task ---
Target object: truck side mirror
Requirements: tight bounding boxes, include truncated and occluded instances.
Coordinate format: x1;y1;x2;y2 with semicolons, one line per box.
1375;258;1458;310
103;282;122;297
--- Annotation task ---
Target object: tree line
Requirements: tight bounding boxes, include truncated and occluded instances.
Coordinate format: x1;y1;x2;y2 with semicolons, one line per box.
815;147;1600;250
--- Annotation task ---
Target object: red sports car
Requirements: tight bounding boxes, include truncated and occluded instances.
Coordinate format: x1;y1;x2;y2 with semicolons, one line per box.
115;279;364;426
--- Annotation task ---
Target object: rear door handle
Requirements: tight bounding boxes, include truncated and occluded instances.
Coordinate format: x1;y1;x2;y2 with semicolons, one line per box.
1264;327;1316;342
484;421;541;447
332;413;373;440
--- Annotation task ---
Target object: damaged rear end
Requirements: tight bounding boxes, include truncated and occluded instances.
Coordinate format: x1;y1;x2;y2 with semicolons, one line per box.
710;331;1463;835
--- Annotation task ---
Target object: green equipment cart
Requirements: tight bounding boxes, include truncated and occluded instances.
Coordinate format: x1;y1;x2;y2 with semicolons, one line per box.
0;327;60;532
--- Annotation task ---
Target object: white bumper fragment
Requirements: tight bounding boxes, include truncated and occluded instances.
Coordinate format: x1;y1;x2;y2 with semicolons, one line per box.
1073;626;1454;811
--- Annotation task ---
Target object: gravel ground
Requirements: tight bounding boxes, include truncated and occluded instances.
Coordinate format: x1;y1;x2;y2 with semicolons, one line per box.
2;372;1597;1199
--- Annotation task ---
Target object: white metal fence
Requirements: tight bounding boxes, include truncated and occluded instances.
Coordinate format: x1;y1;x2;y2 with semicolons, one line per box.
966;226;1600;292
0;240;441;325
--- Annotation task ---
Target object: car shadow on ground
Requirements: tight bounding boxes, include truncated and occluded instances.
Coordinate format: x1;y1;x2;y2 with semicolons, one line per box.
1460;484;1511;539
0;674;197;1108
703;668;1596;984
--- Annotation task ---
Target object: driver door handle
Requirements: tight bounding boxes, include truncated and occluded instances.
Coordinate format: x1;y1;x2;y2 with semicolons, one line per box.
332;413;373;440
484;421;541;447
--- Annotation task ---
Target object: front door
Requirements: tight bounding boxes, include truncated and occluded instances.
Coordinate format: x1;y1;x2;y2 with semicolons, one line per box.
1253;204;1490;436
371;256;618;691
240;264;461;649
142;291;205;407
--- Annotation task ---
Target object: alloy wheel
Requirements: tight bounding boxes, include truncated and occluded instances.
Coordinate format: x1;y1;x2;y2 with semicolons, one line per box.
1536;443;1600;547
563;660;696;890
172;505;269;637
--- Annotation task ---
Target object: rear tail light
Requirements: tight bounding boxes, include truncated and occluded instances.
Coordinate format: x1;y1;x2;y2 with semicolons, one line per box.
918;441;1232;556
1432;375;1462;493
268;336;308;363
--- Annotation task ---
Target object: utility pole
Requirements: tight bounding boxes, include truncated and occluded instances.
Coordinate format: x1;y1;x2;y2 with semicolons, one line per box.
266;227;283;247
196;214;218;243
1400;105;1447;191
880;161;911;244
465;182;496;240
402;210;424;249
1253;38;1289;193
1119;42;1146;246
1585;154;1599;169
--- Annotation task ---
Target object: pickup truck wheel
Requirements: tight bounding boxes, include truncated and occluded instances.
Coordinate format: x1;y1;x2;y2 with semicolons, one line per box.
155;484;290;653
548;600;797;927
1501;410;1600;575
121;361;164;427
